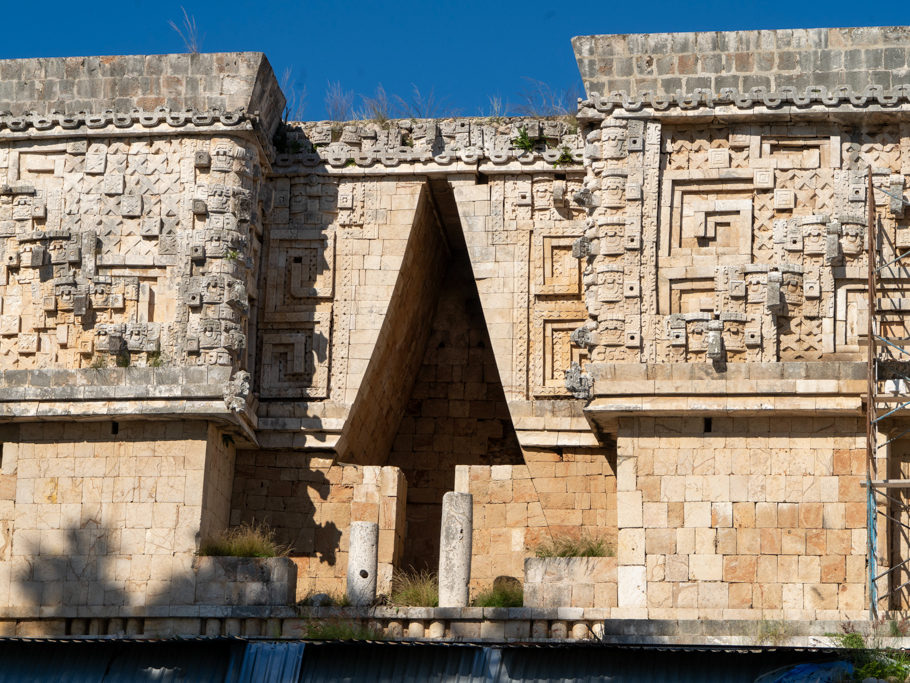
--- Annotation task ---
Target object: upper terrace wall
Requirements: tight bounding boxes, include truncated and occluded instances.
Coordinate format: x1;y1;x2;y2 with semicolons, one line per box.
573;27;910;99
0;53;285;135
0;32;908;446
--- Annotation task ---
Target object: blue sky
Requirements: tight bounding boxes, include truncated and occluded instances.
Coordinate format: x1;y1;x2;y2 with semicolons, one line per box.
2;1;907;119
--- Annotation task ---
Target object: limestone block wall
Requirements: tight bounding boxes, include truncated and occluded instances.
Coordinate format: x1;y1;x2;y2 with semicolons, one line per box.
456;447;616;594
387;253;523;571
573;27;910;101
267;120;597;456
615;416;867;620
229;454;405;598
334;182;447;461
524;556;617;608
0;420;237;614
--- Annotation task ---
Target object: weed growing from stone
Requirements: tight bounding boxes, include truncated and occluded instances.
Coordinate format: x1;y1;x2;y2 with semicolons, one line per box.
472;582;523;608
829;628;910;680
533;530;614;558
756;619;793;646
198;521;290;558
303;619;385;640
512;127;535;153
553;145;577;167
389;569;438;607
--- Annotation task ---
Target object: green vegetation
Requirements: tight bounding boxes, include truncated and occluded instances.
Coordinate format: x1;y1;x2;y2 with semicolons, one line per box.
830;629;910;681
756;620;793;646
472;582;523;608
198;521;289;558
389;569;438;607
114;351;131;368
533;530;614;558
89;355;106;369
512;127;536;153
225;249;240;261
303;619;384;640
553;145;577;167
147;351;164;367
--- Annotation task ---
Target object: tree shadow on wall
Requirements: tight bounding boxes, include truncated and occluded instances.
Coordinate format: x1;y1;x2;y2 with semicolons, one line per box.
12;525;196;618
230;452;341;567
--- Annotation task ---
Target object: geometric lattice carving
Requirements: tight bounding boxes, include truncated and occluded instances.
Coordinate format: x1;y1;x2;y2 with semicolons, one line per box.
264;235;334;322
533;228;584;296
531;307;588;396
259;311;331;399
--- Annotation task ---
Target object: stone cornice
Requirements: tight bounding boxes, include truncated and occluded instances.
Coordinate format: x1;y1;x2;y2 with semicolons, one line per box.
275;118;584;171
578;84;910;117
0;107;254;134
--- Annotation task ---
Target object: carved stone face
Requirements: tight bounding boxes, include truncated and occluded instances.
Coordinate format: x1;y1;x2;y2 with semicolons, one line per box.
746;275;766;303
600;271;623;302
725;323;745;351
127;326;146;346
48;242;67;264
207;185;231;213
203;276;225;303
602;177;624;208
200;321;220;347
841;226;864;255
782;275;802;305
688;322;706;351
600;319;624;346
91;283;110;307
57;285;74;304
12;197;31;220
95;325;121;352
803;225;825;254
601;227;624;255
211;145;234;172
602;127;627;159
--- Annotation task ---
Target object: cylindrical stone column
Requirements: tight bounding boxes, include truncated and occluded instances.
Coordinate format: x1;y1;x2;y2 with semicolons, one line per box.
438;491;472;607
346;521;379;606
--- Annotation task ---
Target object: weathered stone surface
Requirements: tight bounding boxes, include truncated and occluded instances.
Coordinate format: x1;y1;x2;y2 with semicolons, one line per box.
346;521;378;607
438;492;473;607
0;28;902;637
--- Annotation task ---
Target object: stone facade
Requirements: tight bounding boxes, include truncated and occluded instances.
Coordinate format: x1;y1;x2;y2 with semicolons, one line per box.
0;28;909;637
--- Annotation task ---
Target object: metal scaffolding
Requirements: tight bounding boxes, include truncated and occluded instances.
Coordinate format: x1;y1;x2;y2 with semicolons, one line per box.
866;170;910;618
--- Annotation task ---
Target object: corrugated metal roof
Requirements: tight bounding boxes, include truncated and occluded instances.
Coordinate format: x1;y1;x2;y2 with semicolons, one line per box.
297;641;851;683
236;641;305;683
0;638;859;682
0;639;244;683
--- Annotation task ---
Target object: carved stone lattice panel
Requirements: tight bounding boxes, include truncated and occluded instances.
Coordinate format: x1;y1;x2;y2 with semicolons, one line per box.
659;173;754;264
531;306;588;396
265;233;335;321
532;225;585;297
750;131;841;169
659;273;716;315
259;310;331;399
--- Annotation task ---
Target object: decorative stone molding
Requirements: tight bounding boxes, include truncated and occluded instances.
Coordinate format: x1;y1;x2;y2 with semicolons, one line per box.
578;84;910;116
275;118;584;169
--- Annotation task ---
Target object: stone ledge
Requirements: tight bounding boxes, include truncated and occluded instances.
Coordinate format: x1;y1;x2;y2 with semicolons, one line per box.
0;614;883;644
